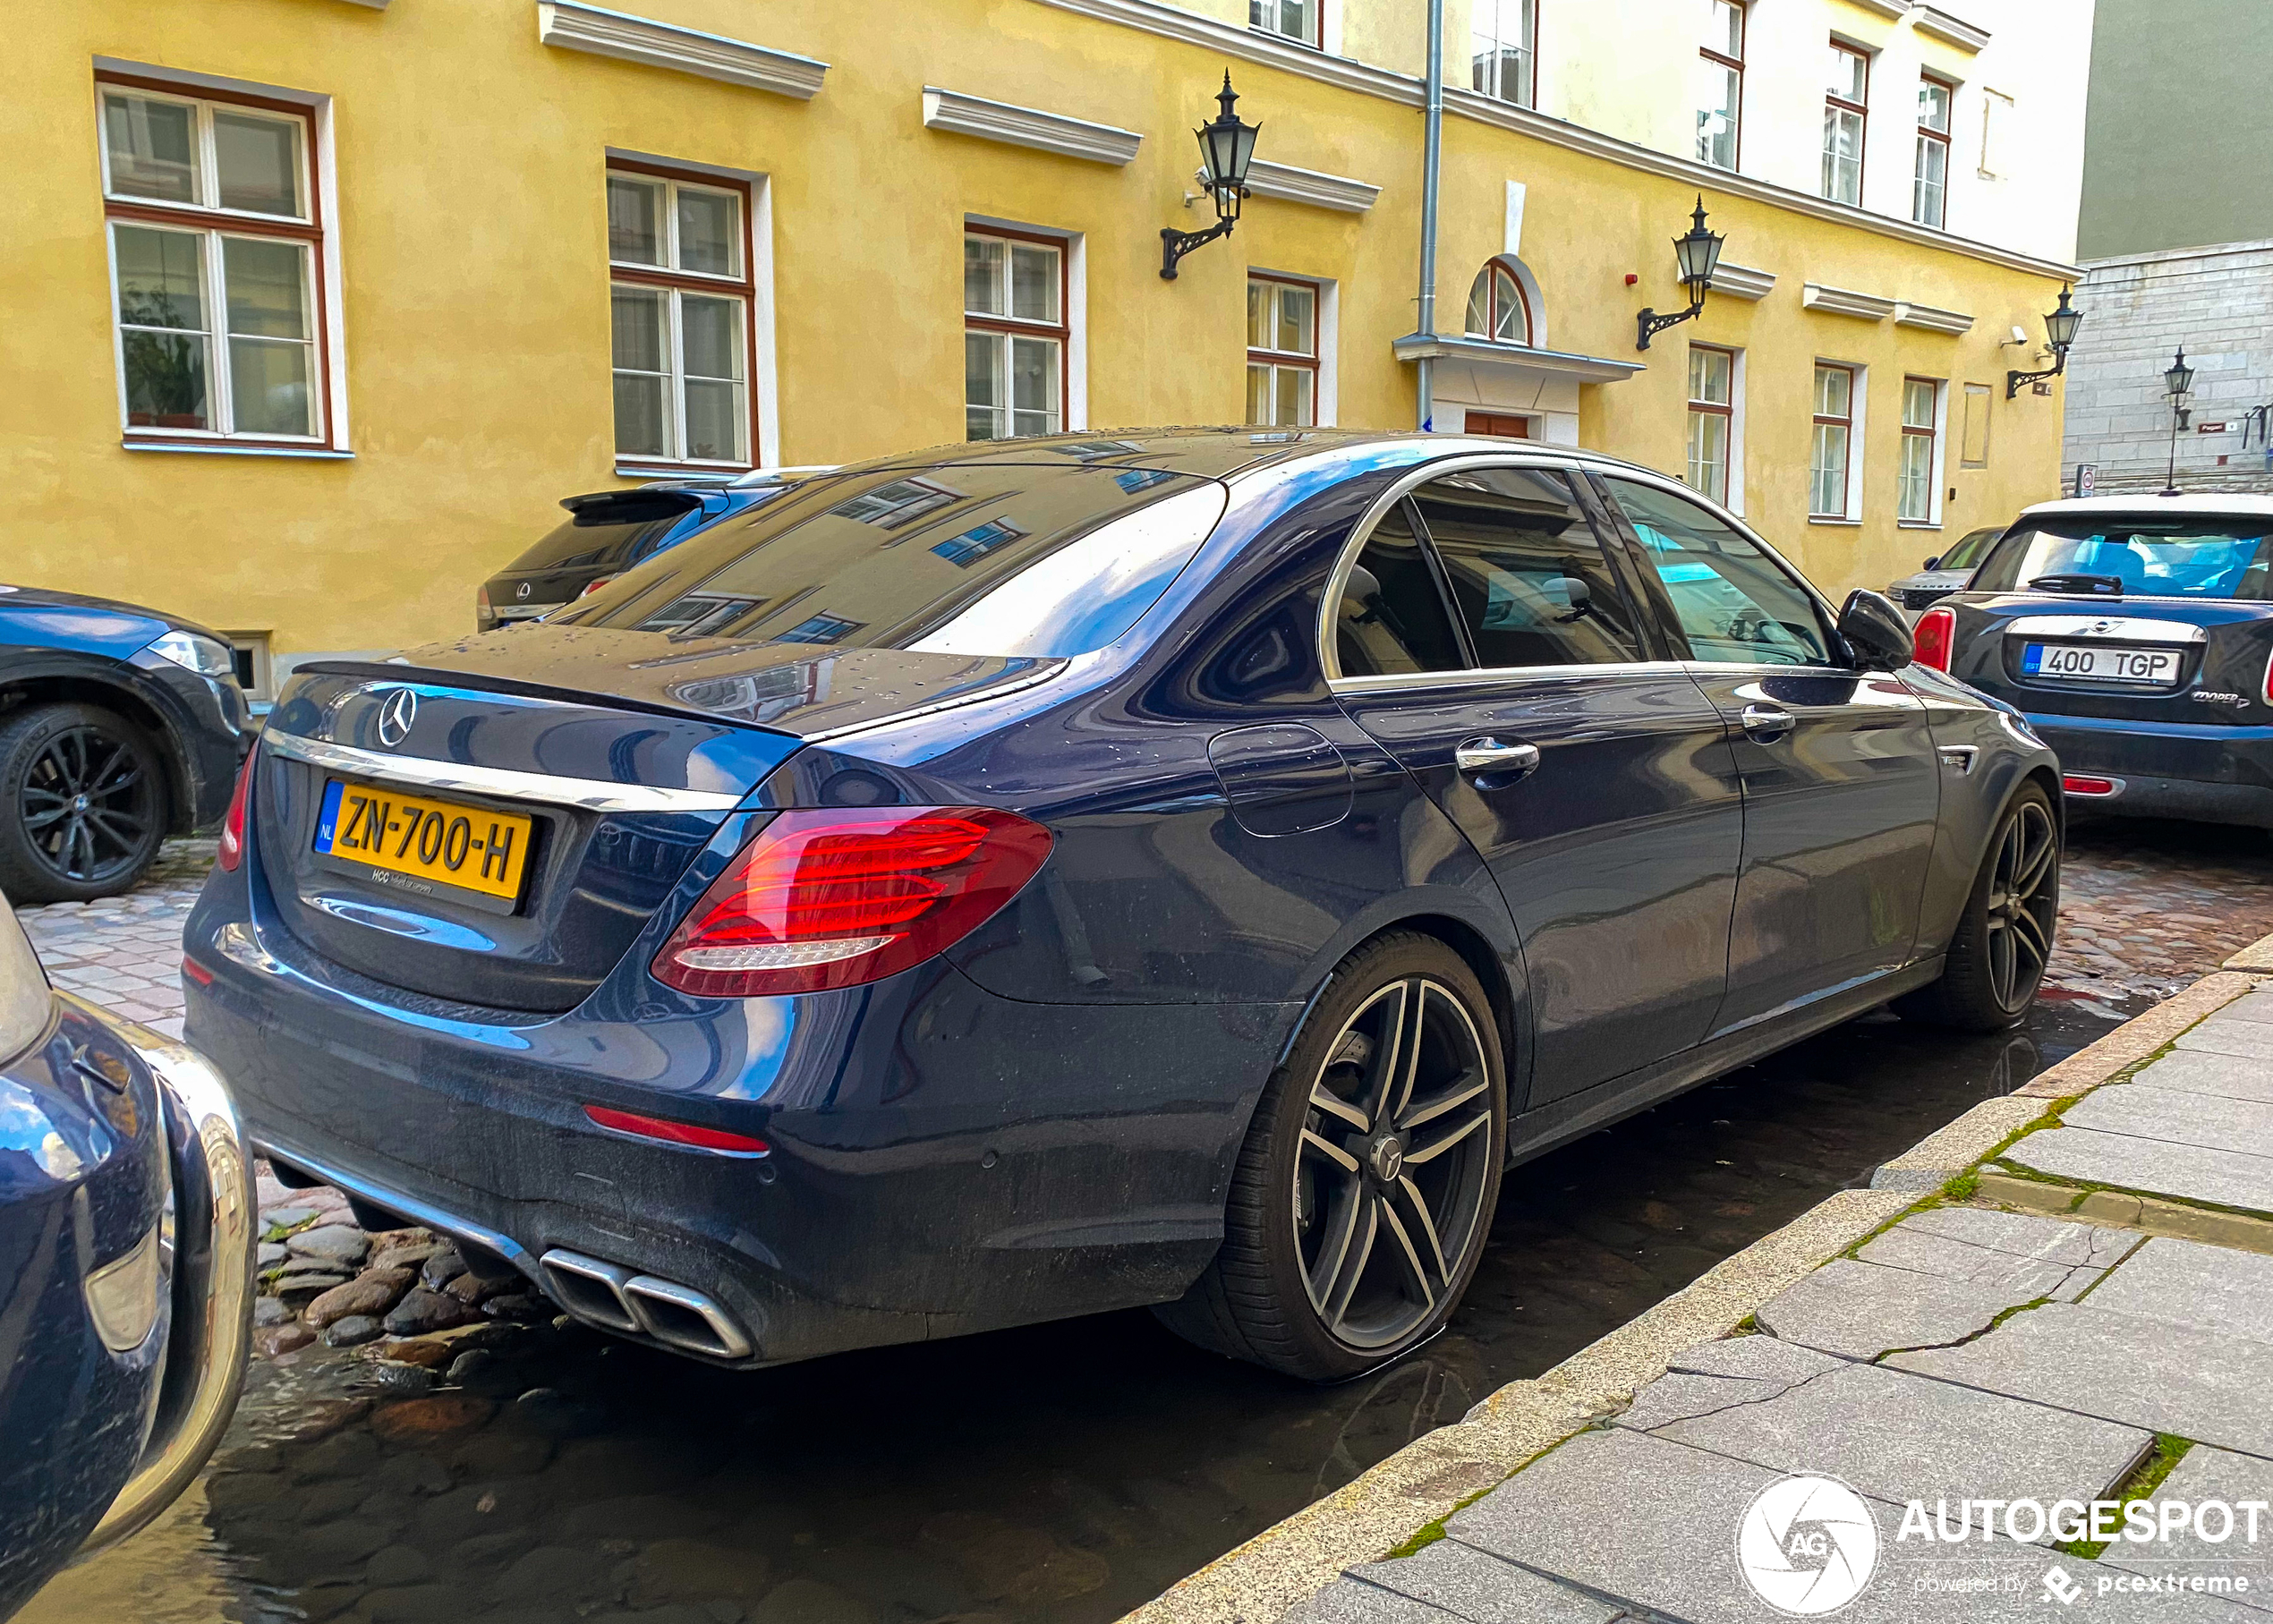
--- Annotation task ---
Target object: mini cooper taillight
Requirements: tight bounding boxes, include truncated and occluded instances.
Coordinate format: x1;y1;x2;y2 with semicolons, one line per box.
1912;605;1957;673
216;752;255;872
651;807;1054;997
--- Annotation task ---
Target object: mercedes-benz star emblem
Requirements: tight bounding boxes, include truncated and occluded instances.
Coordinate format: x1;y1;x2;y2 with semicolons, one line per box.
376;687;418;748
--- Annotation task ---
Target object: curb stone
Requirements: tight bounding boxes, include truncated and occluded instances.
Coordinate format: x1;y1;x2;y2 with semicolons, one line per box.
2221;924;2273;974
1123;973;2262;1624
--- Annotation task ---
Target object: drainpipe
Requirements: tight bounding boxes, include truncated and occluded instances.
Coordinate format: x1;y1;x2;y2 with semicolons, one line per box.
1416;0;1444;431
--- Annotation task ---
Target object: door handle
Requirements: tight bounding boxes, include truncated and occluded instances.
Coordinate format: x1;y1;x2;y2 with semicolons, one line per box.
1454;737;1541;778
1738;704;1795;742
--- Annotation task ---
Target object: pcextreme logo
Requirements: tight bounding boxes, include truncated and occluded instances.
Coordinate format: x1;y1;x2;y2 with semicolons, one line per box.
1738;1474;1881;1616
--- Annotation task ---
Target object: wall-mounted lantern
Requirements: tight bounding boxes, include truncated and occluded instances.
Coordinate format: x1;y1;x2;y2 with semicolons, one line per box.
2160;345;2196;496
1635;198;1724;350
2005;285;2084;398
1160;74;1260;280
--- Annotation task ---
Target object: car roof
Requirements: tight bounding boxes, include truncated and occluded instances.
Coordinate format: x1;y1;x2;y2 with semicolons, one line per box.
2018;493;2273;521
829;426;1671;485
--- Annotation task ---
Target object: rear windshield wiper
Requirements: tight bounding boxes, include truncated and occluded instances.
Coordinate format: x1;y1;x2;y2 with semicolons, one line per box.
2024;573;2126;597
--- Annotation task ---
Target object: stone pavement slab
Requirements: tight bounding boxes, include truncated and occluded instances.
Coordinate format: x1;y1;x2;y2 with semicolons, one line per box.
1648;1353;2150;1513
2064;1085;2273;1156
2134;1051;2273;1107
2179;1021;2273;1063
1755;1257;2044;1360
1615;1336;1852;1430
1668;1332;1852;1384
1341;1541;1624;1623
1889;1303;2273;1460
2211;991;2273;1026
2084;1238;2273;1348
2102;1444;2273;1607
2007;1127;2273;1214
1895;1206;2138;1267
1859;1210;2124;1299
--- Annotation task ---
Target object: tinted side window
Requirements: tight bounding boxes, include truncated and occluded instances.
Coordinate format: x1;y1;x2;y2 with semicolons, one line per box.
1333;500;1466;677
1410;468;1643;667
1605;478;1832;667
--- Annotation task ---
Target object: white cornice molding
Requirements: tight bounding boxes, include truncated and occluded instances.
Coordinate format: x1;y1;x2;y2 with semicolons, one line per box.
1710;261;1775;301
535;1;827;98
1391;333;1644;384
922;87;1142;165
1239;157;1381;212
1848;0;1910;17
1028;0;2074;282
1803;283;1898;320
1911;4;1991;51
1894;300;1975;335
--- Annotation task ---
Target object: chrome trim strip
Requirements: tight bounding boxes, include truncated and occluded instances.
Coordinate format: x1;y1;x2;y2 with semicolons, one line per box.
75;1017;255;1560
2003;615;2208;646
796;658;1067;744
1328;659;1694;695
262;730;747;812
253;1135;542;1281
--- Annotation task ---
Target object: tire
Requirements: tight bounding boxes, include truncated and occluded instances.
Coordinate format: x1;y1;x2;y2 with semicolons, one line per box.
1895;783;2059;1033
0;702;168;904
1154;931;1507;1381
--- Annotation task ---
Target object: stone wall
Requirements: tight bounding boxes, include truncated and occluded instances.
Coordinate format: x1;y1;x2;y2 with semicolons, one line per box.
2060;239;2273;497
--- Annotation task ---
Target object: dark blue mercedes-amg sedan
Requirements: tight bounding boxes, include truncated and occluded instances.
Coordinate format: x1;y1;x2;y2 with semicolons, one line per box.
182;429;2060;1381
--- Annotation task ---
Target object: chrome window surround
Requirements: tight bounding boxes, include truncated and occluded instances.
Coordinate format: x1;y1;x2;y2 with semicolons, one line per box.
2000;616;2209;646
1316;455;1852;693
261;730;747;813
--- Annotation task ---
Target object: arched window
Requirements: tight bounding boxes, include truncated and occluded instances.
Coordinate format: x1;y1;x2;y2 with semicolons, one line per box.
1464;259;1533;346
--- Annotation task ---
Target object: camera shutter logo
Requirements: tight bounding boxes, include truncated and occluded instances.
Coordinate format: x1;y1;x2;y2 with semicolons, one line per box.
376;688;418;748
1736;1473;1880;1615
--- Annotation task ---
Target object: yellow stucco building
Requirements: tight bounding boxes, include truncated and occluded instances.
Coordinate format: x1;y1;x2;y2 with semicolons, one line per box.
10;0;2089;682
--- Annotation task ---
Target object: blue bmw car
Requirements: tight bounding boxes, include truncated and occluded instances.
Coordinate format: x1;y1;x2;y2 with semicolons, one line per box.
0;889;254;1617
182;429;2058;1380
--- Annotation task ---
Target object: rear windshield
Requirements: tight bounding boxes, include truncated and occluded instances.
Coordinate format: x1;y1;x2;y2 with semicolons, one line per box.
1937;526;2000;573
1972;518;2273;599
508;492;704;574
559;463;1227;658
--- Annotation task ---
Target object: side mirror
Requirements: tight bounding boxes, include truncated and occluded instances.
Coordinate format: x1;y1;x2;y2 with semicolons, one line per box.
1922;555;1942;571
1836;589;1915;672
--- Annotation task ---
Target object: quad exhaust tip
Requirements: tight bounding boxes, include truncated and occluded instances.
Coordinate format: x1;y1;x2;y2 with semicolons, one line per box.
539;1248;755;1361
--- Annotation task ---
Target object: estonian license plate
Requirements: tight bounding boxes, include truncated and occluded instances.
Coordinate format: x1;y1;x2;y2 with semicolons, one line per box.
312;778;532;914
2021;642;2179;686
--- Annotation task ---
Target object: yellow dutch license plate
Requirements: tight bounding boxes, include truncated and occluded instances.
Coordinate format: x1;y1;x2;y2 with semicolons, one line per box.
312;778;533;914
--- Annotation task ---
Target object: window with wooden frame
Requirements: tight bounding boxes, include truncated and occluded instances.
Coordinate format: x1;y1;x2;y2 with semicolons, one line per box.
1810;363;1856;518
964;227;1066;441
1686;344;1735;506
1914;74;1954;227
1246;275;1317;428
1249;0;1318;46
1898;376;1943;523
608;163;754;469
1823;41;1869;206
97;76;328;446
1697;1;1744;170
1463;260;1532;345
1470;0;1536;108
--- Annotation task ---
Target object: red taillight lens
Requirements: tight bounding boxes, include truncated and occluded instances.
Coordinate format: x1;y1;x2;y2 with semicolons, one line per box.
651;806;1054;997
579;575;616;598
1912;606;1957;672
583;1104;769;1156
216;752;255;872
180;955;215;988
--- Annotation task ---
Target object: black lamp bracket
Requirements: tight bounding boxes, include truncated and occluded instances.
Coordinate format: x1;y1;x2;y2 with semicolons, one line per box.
1637;297;1706;351
2006;352;2068;399
1160;217;1236;280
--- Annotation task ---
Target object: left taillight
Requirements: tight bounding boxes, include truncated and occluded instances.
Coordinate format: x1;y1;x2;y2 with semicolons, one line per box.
216;751;255;872
1912;605;1957;673
651;806;1053;998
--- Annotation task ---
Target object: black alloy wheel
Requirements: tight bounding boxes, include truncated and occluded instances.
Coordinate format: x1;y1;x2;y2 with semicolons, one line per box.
1154;932;1506;1380
1897;782;2060;1033
0;703;167;904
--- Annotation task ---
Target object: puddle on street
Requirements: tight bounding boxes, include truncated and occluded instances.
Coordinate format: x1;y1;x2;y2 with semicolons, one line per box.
26;997;2122;1624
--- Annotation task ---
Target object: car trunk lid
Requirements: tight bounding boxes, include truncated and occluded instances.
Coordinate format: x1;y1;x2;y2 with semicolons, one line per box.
1945;593;2273;724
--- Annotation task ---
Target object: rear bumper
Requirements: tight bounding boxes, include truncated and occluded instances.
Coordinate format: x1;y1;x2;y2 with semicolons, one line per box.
182;882;1288;1367
2029;710;2273;827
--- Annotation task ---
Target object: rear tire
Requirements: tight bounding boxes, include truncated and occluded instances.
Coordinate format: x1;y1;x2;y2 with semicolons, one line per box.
1154;932;1507;1381
1896;784;2059;1033
0;702;168;904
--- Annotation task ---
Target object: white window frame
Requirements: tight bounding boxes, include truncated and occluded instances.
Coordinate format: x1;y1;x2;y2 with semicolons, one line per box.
1697;1;1745;172
1809;361;1866;523
1897;375;1948;527
1822;39;1869;208
95;72;341;451
1246;272;1326;429
1914;73;1954;228
1685;343;1737;510
608;164;757;472
1470;0;1537;108
963;221;1075;442
1249;0;1321;47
